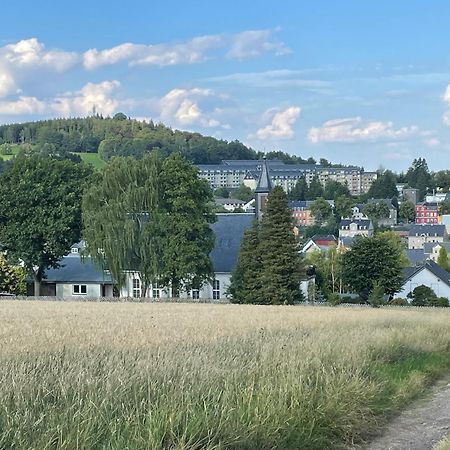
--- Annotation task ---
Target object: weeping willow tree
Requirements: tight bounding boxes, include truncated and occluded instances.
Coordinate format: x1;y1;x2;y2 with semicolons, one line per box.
82;152;216;296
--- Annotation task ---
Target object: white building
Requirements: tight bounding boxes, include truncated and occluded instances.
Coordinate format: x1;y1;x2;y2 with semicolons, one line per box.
338;219;374;238
395;261;450;301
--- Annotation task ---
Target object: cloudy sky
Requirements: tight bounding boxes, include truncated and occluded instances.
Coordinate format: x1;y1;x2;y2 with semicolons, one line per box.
1;0;450;171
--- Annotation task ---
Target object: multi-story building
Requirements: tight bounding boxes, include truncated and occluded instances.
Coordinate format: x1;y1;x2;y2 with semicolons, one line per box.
415;202;439;224
196;160;377;196
338;219;374;238
290;201;315;226
408;224;446;249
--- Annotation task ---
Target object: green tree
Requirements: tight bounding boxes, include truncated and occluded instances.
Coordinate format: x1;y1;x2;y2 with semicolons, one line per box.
437;247;450;272
323;180;350;200
259;186;303;304
305;176;324;200
334;195;353;220
289;177;308;201
399;200;416;223
368;280;385;308
310;197;333;225
83;153;216;297
440;202;450;215
228;220;262;304
405;158;432;200
0;155;94;295
409;285;436;306
363;202;390;225
342;234;404;298
157;154;216;296
233;184;254;203
0;254;26;295
214;187;230;198
366;170;398;199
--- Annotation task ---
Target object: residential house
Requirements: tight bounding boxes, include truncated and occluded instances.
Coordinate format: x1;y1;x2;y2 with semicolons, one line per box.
30;251;114;298
338;219;374;238
415;202;439;224
407;224;446;249
394;260;450;301
405;249;427;266
301;235;337;254
290;201;315;226
423;242;450;263
425;192;450;204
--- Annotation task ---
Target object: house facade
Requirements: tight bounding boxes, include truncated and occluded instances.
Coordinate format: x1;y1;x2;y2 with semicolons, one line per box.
395;261;450;300
415;202;439;224
196;159;376;196
338;219;374;238
407;224;446;249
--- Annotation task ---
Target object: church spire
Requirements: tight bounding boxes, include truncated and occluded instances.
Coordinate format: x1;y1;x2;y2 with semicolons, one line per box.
255;157;272;220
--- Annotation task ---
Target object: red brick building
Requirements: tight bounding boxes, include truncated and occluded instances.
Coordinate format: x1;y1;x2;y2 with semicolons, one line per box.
415;202;438;224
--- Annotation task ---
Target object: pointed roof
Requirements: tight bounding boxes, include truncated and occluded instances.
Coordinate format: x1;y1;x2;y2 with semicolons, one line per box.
255;157;272;193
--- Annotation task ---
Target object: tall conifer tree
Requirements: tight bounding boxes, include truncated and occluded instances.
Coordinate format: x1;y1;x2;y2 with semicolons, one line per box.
229;220;262;303
259;186;303;305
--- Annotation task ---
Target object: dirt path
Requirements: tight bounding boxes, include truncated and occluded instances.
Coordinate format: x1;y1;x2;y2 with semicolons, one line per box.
364;379;450;450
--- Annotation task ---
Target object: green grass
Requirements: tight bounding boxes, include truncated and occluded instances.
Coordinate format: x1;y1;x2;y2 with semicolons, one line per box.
0;302;449;449
77;152;106;170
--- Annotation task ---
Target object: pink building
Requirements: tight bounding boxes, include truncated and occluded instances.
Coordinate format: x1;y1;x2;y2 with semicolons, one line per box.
415;202;438;224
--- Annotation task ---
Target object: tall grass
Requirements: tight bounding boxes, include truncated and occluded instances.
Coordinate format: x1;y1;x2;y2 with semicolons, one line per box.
0;301;449;449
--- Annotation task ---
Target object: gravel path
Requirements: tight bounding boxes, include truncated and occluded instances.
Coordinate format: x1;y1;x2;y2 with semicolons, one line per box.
364;379;450;450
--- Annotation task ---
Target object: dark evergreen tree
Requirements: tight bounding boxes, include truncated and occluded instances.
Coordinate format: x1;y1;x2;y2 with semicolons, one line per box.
289;177;308;200
305;176;324;200
259;186;304;304
228;220;262;304
405;158;432;200
366;170;398;199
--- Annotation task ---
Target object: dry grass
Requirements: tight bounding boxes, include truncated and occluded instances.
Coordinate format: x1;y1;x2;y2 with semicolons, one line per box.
0;301;449;449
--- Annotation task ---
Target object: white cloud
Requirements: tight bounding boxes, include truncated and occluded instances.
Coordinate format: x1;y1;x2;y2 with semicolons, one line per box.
158;88;227;128
0;38;79;97
51;80;121;116
308;117;419;144
83;29;288;69
226;29;290;60
254;106;301;140
443;84;450;125
0;96;47;115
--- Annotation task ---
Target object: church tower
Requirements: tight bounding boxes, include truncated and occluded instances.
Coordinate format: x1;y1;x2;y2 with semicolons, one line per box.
255;157;272;220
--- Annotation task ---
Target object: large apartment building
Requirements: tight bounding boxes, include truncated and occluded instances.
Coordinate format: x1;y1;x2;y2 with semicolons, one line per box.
196;160;377;196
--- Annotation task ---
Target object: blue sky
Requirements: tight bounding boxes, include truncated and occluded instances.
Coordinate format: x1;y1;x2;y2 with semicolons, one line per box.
1;0;450;171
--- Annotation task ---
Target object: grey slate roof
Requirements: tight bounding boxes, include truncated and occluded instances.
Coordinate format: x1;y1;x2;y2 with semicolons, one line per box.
403;260;450;288
44;255;112;283
209;213;254;273
405;249;427;265
339;219;372;229
423;241;450;254
408;224;446;237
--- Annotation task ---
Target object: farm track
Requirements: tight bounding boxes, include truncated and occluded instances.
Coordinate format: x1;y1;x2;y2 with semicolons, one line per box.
364;378;450;450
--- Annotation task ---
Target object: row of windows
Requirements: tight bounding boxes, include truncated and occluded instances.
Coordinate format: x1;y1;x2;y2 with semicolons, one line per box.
131;279;221;299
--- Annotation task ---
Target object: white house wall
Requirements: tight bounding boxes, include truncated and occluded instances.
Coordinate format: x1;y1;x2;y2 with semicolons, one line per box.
120;272;231;300
395;269;450;300
55;283;112;298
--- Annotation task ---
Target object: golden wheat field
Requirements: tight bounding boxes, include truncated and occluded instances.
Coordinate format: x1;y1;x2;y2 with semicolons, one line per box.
0;300;449;449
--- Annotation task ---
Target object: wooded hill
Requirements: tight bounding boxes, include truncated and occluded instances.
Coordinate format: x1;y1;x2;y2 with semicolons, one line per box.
0;115;252;164
0;114;323;165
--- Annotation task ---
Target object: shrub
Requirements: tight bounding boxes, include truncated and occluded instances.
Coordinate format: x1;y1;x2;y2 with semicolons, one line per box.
327;292;340;306
389;298;409;306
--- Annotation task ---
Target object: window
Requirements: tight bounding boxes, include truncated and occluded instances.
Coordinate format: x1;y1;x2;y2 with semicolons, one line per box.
192;289;200;299
73;284;87;295
71;247;79;254
152;282;160;298
132;278;141;298
212;279;220;300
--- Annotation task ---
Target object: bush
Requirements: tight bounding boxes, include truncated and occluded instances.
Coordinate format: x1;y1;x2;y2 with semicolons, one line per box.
389;298;409;306
327;292;341;306
430;297;449;308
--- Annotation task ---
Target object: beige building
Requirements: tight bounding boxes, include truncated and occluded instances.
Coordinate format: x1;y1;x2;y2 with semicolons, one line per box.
338;219;374;238
408;224;446;250
197;160;377;196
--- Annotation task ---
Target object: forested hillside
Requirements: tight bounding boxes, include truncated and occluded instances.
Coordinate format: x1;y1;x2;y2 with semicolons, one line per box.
0;114;344;166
